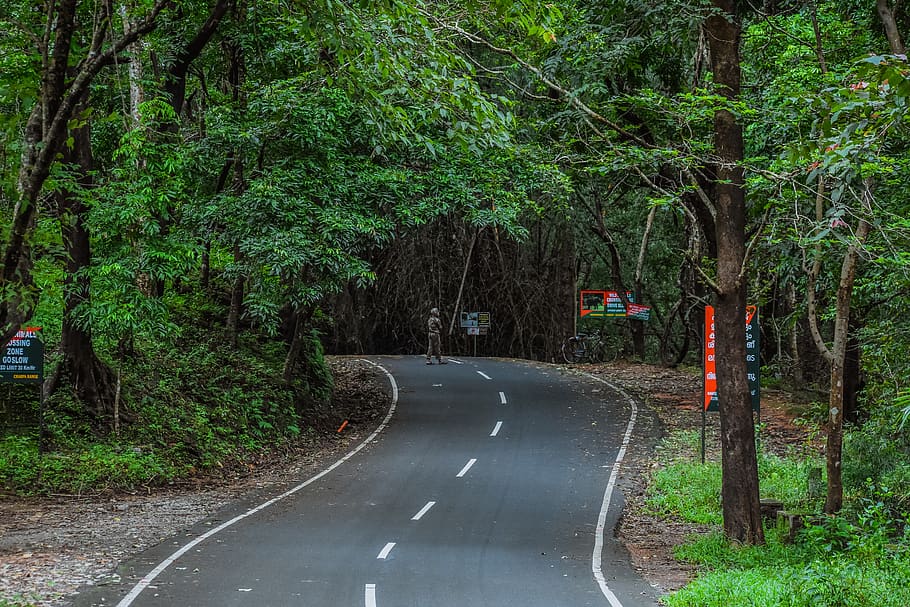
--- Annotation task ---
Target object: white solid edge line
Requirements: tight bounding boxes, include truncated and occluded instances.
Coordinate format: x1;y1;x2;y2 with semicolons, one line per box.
456;458;477;478
365;583;377;607
490;421;503;437
477;371;492;380
411;500;436;521
584;371;637;607
499;391;507;404
377;542;396;560
115;359;400;607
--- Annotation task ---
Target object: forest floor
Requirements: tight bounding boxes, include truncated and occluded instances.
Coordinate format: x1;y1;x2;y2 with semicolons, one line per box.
0;357;816;606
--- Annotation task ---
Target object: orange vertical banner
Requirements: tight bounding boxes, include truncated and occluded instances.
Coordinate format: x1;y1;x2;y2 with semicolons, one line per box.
704;306;717;411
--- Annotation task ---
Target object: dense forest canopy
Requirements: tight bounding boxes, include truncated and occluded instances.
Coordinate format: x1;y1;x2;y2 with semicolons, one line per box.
1;0;909;545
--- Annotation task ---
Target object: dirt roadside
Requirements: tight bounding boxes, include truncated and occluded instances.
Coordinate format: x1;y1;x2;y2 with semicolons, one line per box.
0;358;811;605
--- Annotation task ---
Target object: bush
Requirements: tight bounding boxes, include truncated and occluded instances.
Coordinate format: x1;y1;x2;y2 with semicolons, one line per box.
842;412;910;516
0;436;177;494
0;320;336;494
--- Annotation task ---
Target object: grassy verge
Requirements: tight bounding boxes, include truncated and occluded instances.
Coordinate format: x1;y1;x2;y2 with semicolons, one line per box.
649;433;910;607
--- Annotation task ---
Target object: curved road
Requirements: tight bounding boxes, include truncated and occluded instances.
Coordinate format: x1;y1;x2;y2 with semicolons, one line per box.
74;356;661;607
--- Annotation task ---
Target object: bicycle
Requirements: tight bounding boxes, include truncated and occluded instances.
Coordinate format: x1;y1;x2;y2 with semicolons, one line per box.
560;329;607;363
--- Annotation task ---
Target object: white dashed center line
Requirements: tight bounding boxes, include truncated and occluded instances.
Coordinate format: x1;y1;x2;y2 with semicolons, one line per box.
490;421;503;437
499;391;507;404
365;583;377;607
477;371;492;380
377;543;396;560
456;458;477;477
411;501;436;521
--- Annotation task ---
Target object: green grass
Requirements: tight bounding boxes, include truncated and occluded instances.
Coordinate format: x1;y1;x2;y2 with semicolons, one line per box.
665;554;910;607
646;460;723;525
0;436;177;494
647;430;910;607
646;445;823;525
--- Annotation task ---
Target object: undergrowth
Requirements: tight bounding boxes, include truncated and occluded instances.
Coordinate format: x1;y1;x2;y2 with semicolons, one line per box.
648;430;910;607
0;324;333;495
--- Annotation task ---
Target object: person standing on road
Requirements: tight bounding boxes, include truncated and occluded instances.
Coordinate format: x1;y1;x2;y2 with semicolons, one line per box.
426;307;446;365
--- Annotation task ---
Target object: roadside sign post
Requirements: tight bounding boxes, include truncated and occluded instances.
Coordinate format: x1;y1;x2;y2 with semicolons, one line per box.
579;290;651;320
460;312;491;357
702;307;760;463
1;327;46;453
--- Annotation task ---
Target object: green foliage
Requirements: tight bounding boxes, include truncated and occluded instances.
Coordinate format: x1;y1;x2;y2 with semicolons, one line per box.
758;454;825;511
645;434;826;527
0;435;176;494
843;422;910;518
653;434;910;607
0;311;334;494
841;317;910;515
665;555;910;607
296;329;334;410
119;327;307;469
645;460;722;525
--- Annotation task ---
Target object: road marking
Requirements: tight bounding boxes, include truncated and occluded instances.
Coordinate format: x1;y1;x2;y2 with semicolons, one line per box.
456;458;477;477
584;371;638;607
114;360;400;607
477;371;492;380
499;391;507;404
377;542;396;560
412;501;436;521
365;583;377;607
490;421;503;437
447;358;464;364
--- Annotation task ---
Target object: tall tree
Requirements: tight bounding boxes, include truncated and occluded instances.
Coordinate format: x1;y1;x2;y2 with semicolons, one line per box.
46;113;117;415
805;5;905;513
704;0;764;544
1;0;169;344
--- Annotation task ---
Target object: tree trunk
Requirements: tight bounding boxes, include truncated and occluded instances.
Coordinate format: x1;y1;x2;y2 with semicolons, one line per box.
283;307;316;383
787;282;804;384
284;310;304;383
706;1;765;545
1;0;79;344
824;183;872;513
631;206;657;358
47;114;118;418
877;0;907;55
819;2;902;512
163;0;234;121
842;317;864;425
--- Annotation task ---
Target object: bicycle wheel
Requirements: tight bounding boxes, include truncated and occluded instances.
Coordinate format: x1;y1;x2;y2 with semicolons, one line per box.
561;336;587;363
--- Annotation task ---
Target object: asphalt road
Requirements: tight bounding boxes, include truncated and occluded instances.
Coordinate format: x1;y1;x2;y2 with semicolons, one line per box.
74;356;661;607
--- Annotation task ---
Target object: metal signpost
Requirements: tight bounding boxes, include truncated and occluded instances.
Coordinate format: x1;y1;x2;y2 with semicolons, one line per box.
702;306;760;463
1;326;46;452
460;312;491;356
